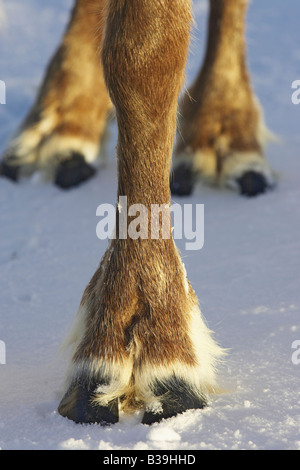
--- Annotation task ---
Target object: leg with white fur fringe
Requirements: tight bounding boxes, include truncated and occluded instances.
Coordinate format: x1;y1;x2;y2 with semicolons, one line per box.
171;0;277;198
58;0;224;425
0;0;112;189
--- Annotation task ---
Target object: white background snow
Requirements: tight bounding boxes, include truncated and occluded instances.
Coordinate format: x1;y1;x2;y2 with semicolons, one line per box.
0;0;299;451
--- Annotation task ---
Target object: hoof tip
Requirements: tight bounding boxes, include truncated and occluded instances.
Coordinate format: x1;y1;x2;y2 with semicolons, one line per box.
58;382;118;425
55;152;96;189
237;171;269;197
0;161;19;182
170;163;196;196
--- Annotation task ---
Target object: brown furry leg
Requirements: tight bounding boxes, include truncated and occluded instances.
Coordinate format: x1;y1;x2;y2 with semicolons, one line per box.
1;0;112;188
171;0;276;198
59;239;223;425
58;0;224;425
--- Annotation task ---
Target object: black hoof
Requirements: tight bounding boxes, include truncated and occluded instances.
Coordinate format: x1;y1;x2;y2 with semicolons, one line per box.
58;380;119;425
0;161;20;182
170;163;196;196
142;377;207;425
55;152;96;189
237;171;269;197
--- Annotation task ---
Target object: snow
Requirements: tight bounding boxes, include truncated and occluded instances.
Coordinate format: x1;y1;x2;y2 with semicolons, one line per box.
0;0;299;451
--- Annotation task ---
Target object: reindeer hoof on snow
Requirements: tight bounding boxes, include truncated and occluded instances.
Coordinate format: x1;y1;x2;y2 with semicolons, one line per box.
58;381;119;425
55;152;96;190
170;163;196;196
142;378;207;425
0;160;20;182
237;170;270;197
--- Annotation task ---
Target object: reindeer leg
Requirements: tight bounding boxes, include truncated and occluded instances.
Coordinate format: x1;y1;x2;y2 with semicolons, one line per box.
171;0;276;197
58;0;224;425
1;0;112;188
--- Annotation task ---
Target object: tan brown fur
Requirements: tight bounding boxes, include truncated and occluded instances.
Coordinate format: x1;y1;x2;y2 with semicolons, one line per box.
0;0;278;423
2;0;112;174
1;0;275;190
2;0;277;423
174;0;275;186
58;0;224;422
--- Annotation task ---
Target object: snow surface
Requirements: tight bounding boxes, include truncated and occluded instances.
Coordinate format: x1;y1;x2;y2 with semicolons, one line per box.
0;0;300;451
